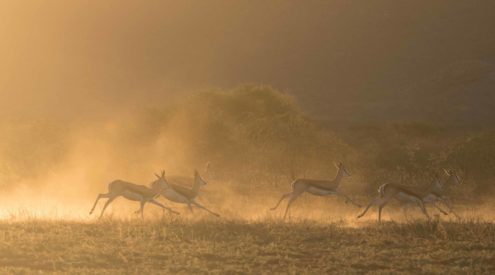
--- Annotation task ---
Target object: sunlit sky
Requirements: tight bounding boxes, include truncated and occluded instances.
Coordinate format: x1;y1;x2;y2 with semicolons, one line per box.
1;1;494;119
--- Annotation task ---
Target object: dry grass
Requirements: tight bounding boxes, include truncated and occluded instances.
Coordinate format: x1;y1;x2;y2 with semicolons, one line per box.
0;217;493;274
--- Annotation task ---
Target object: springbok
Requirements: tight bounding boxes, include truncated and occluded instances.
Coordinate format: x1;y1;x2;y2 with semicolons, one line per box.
89;171;180;219
357;183;430;222
159;170;220;217
270;162;361;219
403;169;462;218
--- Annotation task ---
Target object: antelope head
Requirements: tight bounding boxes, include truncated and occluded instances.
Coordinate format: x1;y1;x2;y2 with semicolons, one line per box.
195;170;208;187
444;169;462;185
152;170;170;191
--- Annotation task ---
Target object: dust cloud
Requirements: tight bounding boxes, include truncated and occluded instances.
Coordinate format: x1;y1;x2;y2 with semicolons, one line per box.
0;89;494;224
0;111;197;219
1;1;494;223
0;88;494;222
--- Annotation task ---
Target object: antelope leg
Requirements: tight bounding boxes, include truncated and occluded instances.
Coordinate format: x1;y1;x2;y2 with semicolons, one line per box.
283;193;302;220
271;192;292;211
335;191;361;208
99;196;117;219
90;193;109;215
192;201;220;217
149;199;180;215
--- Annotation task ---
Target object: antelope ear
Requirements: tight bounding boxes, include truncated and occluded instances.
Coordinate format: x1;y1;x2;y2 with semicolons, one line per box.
155;173;161;179
333;162;339;169
443;169;450;176
161;170;166;178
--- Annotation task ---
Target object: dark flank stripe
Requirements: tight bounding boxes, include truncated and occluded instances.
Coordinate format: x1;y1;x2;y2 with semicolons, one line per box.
429;190;442;198
383;184;424;200
292;179;335;191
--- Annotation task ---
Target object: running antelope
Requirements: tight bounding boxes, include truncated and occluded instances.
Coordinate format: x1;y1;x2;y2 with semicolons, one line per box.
159;170;220;217
89;171;180;219
270;162;361;219
403;169;462;218
357;183;430;222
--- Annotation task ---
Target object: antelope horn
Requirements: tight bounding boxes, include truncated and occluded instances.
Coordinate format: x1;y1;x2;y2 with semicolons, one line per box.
443;169;450;176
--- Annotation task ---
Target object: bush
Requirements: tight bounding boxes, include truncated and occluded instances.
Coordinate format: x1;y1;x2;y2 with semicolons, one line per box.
148;85;351;184
448;133;495;181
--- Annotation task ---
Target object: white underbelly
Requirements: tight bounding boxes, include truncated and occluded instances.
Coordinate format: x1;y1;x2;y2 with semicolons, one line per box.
160;189;191;204
397;192;418;203
307;187;336;196
122;191;145;201
422;194;439;203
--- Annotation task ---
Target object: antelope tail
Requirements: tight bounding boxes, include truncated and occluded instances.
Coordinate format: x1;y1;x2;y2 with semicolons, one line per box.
378;183;388;197
290;179;300;189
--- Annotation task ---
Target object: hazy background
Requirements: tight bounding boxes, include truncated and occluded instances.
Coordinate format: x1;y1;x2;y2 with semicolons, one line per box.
0;1;494;219
2;1;494;122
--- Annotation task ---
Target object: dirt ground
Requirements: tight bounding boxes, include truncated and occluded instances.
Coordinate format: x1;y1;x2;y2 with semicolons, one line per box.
0;218;493;274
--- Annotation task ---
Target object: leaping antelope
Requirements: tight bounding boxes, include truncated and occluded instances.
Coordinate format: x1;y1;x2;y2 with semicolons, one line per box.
159;170;220;217
89;171;180;219
357;183;430;222
270;162;361;219
403;169;462;219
